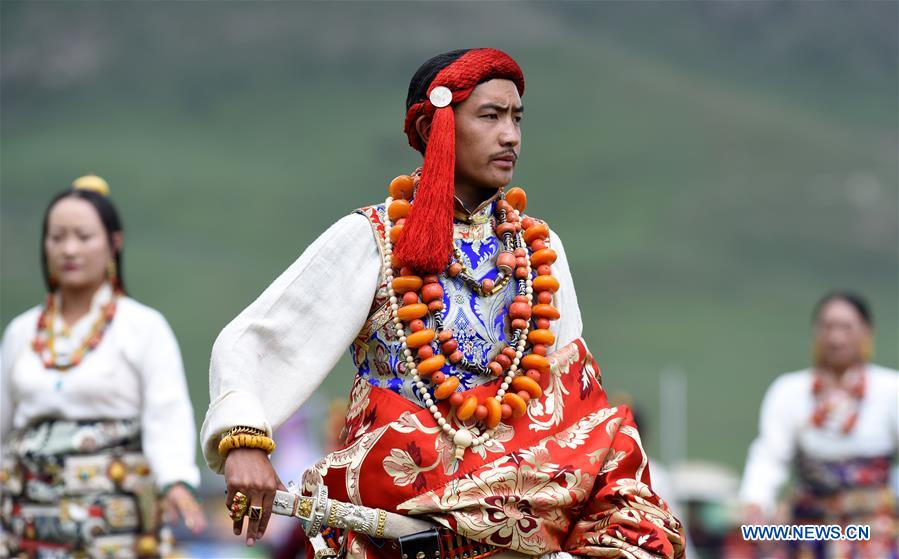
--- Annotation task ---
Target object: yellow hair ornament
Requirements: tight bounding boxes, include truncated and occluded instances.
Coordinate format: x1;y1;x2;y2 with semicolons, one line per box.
72;174;110;196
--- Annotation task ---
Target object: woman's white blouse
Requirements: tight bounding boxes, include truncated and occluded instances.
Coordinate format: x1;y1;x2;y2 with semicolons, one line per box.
1;283;201;489
739;365;899;514
201;212;583;473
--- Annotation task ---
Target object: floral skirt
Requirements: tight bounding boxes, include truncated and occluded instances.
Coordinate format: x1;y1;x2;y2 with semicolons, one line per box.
0;418;161;559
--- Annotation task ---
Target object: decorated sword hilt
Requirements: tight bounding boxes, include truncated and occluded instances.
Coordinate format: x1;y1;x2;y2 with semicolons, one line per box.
271;481;431;540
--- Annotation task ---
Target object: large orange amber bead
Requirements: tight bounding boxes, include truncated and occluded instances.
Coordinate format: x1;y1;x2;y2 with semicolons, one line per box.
520;353;550;373
533;275;560;293
417;355;446;376
511;376;543;398
434;376;460;399
456;396;479;420
397;303;428;321
392;276;423;294
530;248;557;268
405;328;436;348
484;397;502;428
505;187;527;212
389;175;415;200
502;392;527;417
523;223;549;244
527;329;555;345
532;303;560;320
388;199;411;221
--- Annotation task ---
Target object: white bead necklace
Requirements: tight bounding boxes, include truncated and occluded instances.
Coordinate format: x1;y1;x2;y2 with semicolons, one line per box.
381;196;534;459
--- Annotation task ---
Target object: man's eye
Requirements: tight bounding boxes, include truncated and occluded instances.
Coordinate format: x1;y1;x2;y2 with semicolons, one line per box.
514;116;522;123
482;114;499;120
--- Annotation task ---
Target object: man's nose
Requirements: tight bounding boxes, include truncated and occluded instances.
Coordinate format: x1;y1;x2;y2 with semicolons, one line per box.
499;119;520;148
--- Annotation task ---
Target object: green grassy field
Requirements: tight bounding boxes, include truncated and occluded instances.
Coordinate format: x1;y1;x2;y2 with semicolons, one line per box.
2;1;896;477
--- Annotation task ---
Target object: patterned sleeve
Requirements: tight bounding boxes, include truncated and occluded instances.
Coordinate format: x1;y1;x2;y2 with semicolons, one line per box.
563;405;686;559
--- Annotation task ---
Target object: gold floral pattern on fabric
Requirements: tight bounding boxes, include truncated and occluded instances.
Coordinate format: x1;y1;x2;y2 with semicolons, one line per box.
311;338;685;559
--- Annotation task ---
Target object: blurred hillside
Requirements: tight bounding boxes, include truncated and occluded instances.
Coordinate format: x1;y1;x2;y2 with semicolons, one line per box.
2;1;896;475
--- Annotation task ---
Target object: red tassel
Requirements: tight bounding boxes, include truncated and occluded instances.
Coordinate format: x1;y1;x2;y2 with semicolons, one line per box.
395;106;456;274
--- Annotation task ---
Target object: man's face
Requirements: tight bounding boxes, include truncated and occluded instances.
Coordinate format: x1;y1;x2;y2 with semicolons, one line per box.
452;78;522;191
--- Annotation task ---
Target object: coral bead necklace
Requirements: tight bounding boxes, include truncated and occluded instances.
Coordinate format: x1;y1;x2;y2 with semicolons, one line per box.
382;174;561;458
32;288;120;370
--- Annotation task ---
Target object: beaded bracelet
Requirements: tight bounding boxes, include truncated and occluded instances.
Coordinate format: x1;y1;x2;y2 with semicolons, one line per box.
224;425;268;438
218;433;277;458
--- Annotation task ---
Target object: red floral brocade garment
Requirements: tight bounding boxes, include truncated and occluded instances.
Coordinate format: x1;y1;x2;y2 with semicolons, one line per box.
303;338;685;559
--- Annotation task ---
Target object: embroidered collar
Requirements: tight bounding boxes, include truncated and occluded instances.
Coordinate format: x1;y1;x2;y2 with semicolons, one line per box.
453;190;502;225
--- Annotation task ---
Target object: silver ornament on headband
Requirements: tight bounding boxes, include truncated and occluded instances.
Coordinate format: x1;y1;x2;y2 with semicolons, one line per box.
429;86;452;108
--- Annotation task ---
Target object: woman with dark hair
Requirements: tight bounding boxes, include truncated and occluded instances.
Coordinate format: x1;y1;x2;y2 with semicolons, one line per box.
0;175;206;558
735;291;898;558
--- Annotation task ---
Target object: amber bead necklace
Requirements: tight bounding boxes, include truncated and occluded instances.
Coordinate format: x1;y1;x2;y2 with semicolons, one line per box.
381;175;561;458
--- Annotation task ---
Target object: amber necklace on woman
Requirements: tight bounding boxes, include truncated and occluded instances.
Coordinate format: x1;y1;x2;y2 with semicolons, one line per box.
32;286;120;370
382;174;561;458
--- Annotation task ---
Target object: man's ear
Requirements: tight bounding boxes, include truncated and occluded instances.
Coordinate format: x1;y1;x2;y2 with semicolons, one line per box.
415;115;431;147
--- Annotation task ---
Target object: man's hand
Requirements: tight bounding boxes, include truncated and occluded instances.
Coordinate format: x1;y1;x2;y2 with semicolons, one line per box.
224;447;285;546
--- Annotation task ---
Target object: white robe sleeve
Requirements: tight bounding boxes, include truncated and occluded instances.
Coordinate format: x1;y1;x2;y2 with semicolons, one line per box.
135;309;202;489
548;229;583;350
201;213;381;472
1;322;18;442
739;375;797;515
1;310;36;442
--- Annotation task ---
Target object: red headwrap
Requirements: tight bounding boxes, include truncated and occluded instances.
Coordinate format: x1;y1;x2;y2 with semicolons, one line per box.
395;48;525;274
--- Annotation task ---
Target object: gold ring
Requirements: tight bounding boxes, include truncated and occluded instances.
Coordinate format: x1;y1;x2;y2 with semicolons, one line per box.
229;491;248;520
249;506;263;520
230;491;247;507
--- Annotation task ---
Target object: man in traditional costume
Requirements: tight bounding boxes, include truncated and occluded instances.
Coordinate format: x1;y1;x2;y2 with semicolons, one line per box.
202;48;685;559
